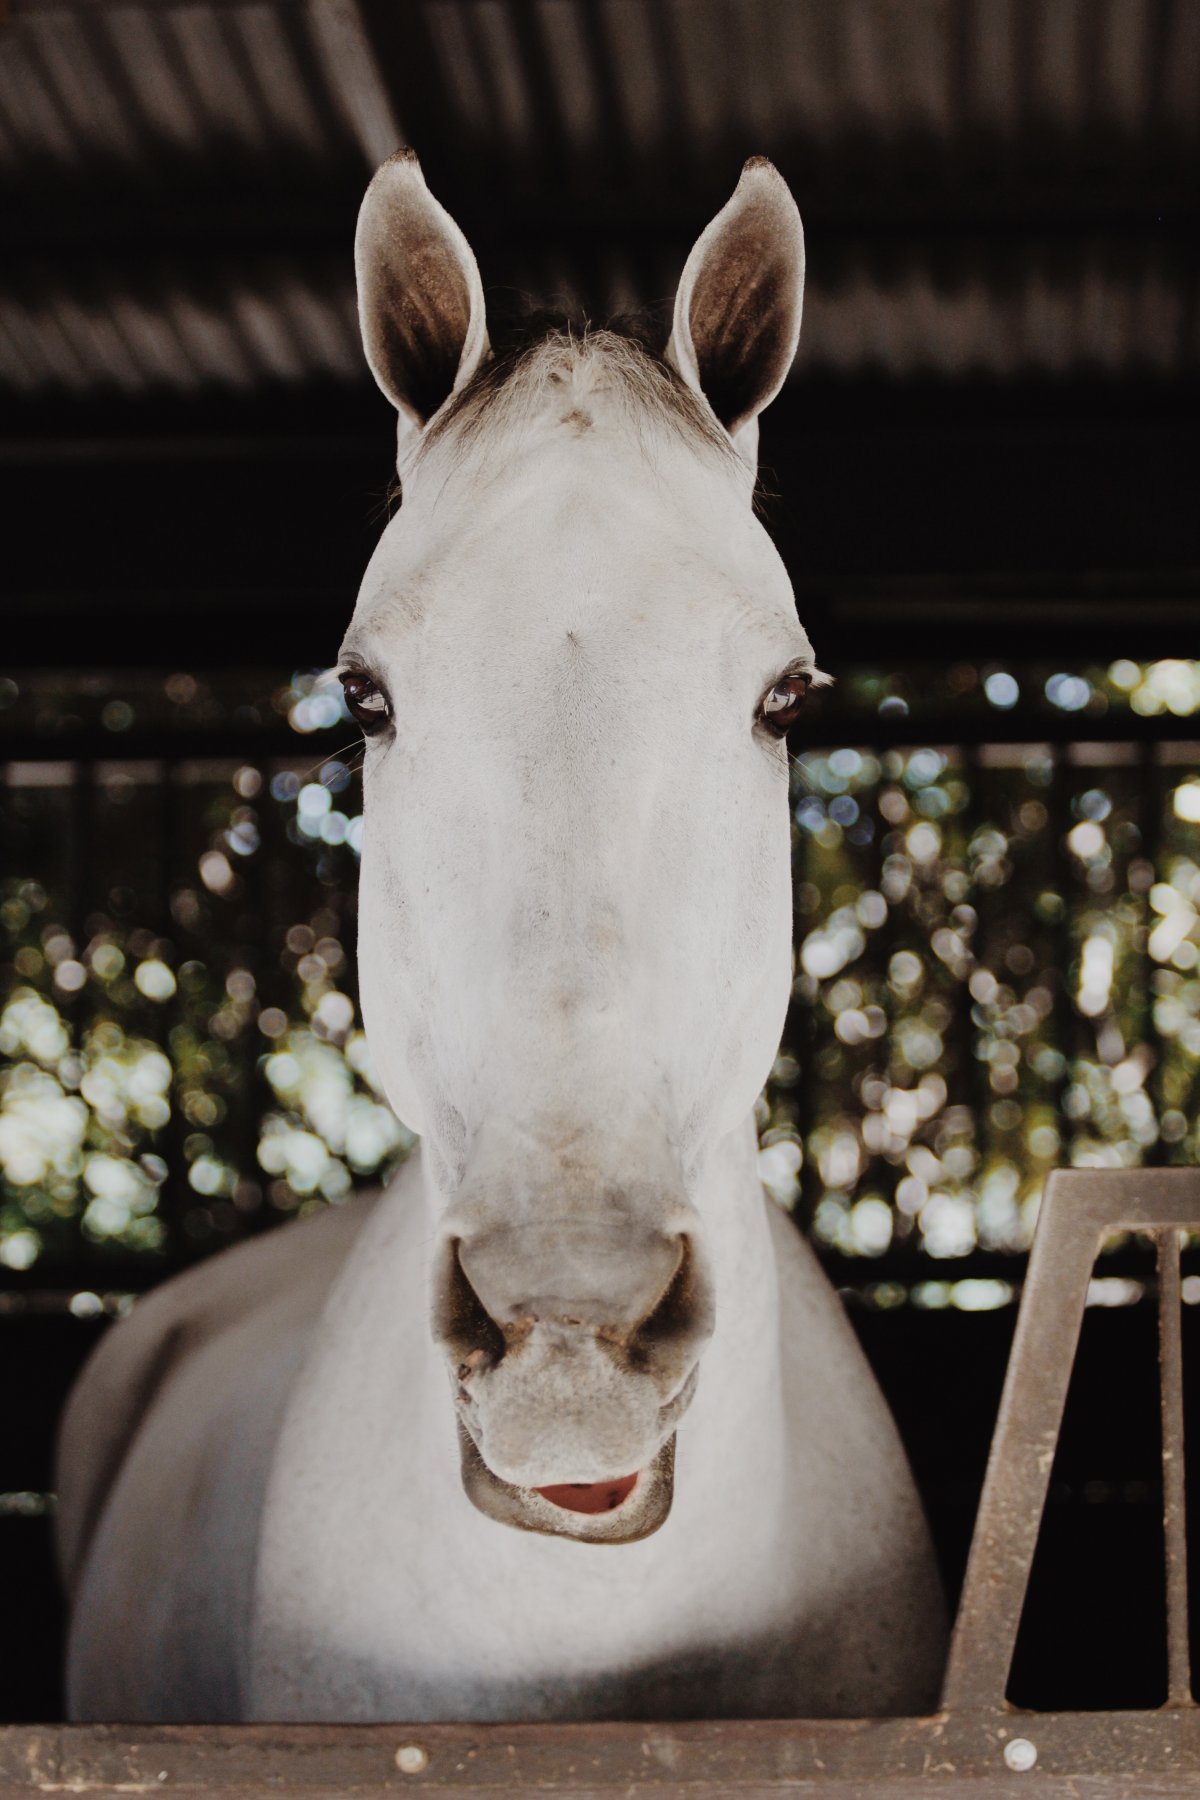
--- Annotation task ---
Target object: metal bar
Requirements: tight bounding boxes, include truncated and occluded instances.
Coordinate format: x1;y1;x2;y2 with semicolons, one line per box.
235;756;271;1235
158;758;189;1258
66;758;89;953
957;738;989;1168
940;1168;1101;1710
866;740;903;1246
4;715;1200;771
352;0;466;197
505;0;574;188
574;0;632;193
0;729;350;766
1;1708;1198;1796
1141;741;1168;1164
454;1;513;183
789;762;820;1232
1159;1226;1192;1706
642;0;690;192
271;3;365;171
0;1236;1173;1307
1048;743;1076;1155
942;1168;1200;1712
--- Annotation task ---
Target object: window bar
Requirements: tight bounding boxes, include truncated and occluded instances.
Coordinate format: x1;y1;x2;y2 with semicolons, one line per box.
866;743;897;1254
234;762;266;1232
576;0;635;190
1140;740;1167;1164
0;763;11;926
68;758;91;957
792;957;819;1231
791;771;819;1232
255;756;297;1233
958;738;989;1176
1157;1225;1192;1706
1049;742;1076;1153
158;758;187;1258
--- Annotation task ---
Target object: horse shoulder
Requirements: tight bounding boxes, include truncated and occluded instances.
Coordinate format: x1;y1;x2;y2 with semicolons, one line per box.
55;1194;377;1601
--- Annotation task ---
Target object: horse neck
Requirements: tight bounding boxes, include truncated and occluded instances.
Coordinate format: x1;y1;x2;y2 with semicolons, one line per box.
686;1112;783;1344
676;1114;788;1443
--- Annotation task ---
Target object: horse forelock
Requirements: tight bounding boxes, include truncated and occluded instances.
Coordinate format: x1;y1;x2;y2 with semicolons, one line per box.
408;323;741;483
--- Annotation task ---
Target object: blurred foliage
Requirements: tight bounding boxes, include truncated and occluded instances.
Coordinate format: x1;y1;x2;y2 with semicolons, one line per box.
1;661;1198;1273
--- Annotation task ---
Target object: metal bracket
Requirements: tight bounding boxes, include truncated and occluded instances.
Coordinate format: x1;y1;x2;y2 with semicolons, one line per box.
942;1166;1198;1714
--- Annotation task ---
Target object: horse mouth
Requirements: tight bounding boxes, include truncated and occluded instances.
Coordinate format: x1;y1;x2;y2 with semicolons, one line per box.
456;1423;676;1542
534;1472;639;1514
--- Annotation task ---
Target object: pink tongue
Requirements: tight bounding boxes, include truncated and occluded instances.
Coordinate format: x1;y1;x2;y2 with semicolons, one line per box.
534;1474;638;1514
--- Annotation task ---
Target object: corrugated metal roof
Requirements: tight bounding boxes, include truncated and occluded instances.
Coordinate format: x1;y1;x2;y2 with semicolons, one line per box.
418;0;1199;190
0;0;399;175
0;0;1196;403
0;243;1191;397
0;258;361;394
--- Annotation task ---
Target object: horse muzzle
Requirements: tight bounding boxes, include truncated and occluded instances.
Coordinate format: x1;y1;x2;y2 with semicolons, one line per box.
432;1211;713;1542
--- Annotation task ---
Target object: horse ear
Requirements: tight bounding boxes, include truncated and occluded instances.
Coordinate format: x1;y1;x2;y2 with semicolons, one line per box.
666;158;804;468
355;148;490;459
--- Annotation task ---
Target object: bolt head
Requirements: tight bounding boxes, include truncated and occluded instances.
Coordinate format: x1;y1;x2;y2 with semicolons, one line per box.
1004;1737;1038;1772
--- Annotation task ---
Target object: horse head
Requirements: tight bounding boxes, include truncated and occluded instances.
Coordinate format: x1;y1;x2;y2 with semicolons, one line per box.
343;150;818;1542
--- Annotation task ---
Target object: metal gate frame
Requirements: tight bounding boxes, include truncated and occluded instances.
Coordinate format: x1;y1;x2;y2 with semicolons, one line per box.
2;1169;1198;1797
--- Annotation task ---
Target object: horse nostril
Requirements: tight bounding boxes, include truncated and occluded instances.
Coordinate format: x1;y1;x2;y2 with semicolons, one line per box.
434;1239;506;1371
627;1236;714;1382
434;1217;713;1401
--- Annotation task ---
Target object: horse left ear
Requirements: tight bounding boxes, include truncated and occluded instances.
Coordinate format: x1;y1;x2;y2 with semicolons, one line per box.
355;148;490;462
666;158;804;469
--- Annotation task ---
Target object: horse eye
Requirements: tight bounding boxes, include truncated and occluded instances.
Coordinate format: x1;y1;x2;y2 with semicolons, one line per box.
759;672;812;737
341;672;391;734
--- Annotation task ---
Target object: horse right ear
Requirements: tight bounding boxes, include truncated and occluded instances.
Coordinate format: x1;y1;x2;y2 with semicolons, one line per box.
355;149;490;461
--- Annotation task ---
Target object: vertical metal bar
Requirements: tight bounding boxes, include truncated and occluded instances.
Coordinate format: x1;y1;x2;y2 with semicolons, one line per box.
159;758;186;1262
790;752;818;1233
958;739;988;1165
1049;743;1075;1148
1158;1225;1192;1705
506;0;574;190
354;0;468;195
275;4;364;170
1139;741;1167;1163
68;759;90;953
941;1171;1104;1711
942;1171;1200;1716
235;760;267;1235
643;0;691;191
869;740;902;1255
576;0;633;192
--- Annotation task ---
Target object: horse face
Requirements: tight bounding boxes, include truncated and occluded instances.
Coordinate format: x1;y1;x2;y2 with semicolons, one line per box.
344;154;813;1540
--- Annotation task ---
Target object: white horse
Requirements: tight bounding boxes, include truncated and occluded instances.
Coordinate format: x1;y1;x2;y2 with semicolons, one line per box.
57;153;945;1723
